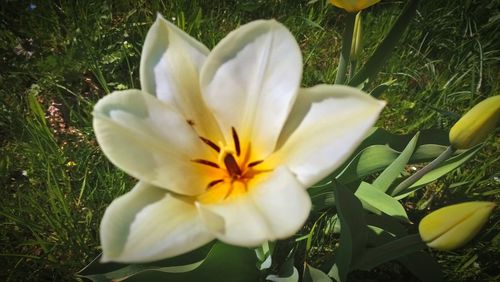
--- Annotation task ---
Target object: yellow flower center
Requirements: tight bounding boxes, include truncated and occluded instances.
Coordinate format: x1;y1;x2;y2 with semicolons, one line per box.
193;127;270;204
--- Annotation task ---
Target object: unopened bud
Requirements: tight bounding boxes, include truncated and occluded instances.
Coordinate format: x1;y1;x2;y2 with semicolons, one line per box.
419;202;495;251
449;95;500;149
329;0;380;13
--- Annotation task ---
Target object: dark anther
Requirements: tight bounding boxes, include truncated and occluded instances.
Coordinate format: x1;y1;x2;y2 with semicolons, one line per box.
247;160;263;168
232;127;241;156
199;136;220;153
207;179;223;189
192;159;220;169
224;154;241;178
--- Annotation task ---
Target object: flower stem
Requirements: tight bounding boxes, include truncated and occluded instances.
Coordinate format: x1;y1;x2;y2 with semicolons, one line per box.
391;146;456;196
334;13;356;84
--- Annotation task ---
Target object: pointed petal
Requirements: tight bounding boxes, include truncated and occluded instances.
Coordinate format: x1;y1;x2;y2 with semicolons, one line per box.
197;167;311;246
269;85;385;187
200;20;302;159
93;89;213;196
101;182;215;263
140;14;222;140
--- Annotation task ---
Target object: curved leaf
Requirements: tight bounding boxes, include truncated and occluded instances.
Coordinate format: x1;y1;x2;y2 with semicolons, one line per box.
78;242;259;282
393;145;482;198
355;182;408;221
328;183;367;281
373;133;419;192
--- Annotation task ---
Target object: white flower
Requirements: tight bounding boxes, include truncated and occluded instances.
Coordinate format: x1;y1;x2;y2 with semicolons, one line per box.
94;14;385;263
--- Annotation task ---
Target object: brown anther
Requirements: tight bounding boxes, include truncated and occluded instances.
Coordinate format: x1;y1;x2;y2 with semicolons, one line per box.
247;160;263;168
231;127;241;156
199;136;221;153
207;179;223;189
223;154;242;179
192;159;220;169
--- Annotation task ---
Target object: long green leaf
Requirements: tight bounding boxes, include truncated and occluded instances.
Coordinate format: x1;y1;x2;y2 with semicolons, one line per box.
373;133;419;192
355;182;408;221
348;0;420;86
328;183;367;281
336;145;399;183
393;145;482;198
333;128;451;184
304;264;332;282
399;251;443;282
77;242;259;282
352;234;425;271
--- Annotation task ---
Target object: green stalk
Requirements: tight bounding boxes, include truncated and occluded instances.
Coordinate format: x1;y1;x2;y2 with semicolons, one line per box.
391;146;456;196
334;12;356;84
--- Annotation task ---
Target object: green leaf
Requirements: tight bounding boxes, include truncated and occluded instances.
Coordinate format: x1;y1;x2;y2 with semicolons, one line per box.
336;145;399;183
268;256;297;282
398;251;443;282
413;144;450;160
267;267;299;282
309;184;336;212
256;241;274;270
348;0;420;86
27;93;47;126
328;183;367;281
352;234;425;271
304;264;333;282
333;128;451;184
77;242;259;282
335;13;356;84
393;145;482;198
359;127;449;151
372;133;419;192
355;182;408;221
369;80;396;98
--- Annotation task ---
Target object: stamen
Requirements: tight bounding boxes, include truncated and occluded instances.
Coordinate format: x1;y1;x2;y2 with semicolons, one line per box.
231;127;241;156
224;183;234;199
224;154;241;178
192;159;220;169
207;179;223;189
199;136;220;153
247;160;263;168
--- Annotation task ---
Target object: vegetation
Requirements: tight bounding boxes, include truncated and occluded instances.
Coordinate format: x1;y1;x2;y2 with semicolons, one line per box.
1;0;498;280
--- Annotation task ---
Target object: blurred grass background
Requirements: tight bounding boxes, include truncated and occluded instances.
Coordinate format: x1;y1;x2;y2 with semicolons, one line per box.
0;0;498;280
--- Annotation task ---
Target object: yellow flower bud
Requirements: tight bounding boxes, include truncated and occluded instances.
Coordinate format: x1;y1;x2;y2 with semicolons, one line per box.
329;0;380;13
419;202;495;251
449;95;500;149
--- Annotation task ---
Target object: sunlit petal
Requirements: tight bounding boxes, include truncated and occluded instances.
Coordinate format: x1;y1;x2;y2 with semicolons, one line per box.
141;14;222;140
200;20;302;158
269;85;385;187
93;89;213;195
197;167;311;246
101;182;214;263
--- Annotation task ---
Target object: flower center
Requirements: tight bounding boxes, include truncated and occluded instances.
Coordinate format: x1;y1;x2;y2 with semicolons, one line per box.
192;127;268;203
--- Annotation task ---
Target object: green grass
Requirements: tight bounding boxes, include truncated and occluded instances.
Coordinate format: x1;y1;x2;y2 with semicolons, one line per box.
1;0;498;280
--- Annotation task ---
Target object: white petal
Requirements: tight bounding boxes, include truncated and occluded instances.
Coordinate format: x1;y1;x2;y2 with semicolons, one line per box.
200;20;302;159
197;167;311;246
100;182;215;263
269;85;385;187
140;14;222;140
93;89;213;196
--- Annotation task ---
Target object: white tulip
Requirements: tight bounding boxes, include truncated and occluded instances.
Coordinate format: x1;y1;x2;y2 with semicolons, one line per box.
93;15;385;263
